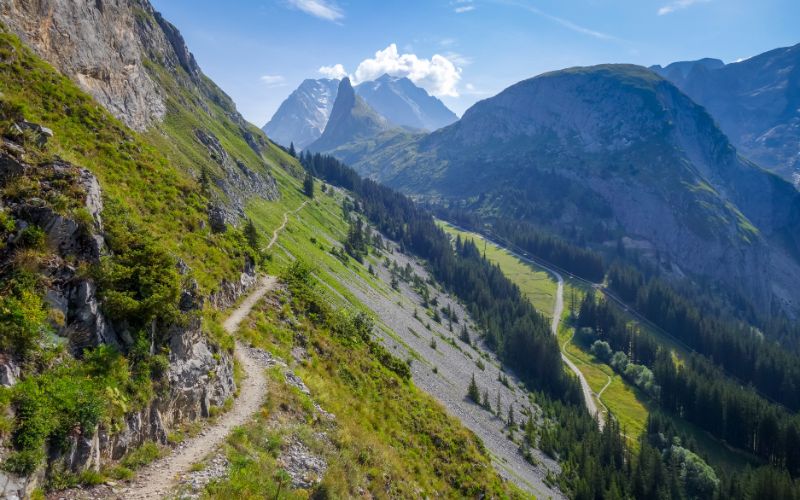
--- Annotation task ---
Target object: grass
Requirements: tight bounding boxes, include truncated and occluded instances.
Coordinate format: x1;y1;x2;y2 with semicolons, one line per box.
438;221;556;316
214;281;528;498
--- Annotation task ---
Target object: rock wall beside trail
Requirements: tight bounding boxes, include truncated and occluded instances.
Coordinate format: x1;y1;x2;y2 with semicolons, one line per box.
0;144;237;497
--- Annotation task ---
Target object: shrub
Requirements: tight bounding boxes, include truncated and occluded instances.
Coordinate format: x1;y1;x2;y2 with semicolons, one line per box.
590;340;612;362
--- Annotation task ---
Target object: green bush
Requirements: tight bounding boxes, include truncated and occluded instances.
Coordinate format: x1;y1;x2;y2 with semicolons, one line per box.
17;225;46;249
121;442;162;469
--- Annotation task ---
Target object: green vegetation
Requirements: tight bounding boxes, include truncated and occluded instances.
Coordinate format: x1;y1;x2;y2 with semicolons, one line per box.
0;23;287;483
211;262;524;498
439;221;557;315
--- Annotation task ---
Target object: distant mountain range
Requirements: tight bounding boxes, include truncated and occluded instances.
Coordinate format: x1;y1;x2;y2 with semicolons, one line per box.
263;74;457;149
651;43;800;186
307;78;392;153
317;64;800;316
262;78;339;150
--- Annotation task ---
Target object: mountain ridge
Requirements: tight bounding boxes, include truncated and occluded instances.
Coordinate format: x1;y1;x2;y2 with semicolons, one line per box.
263;74;458;148
651;43;800;185
336;63;800;316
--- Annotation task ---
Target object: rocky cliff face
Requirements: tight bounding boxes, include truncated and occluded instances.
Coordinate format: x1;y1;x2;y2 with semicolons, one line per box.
652;44;800;185
0;136;236;497
0;0;168;131
344;65;800;316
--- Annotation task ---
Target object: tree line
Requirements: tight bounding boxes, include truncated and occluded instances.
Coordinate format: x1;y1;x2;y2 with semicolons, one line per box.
300;151;578;401
607;263;800;411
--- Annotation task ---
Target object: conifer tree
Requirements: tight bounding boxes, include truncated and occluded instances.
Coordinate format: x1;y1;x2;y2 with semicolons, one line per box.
303;171;314;198
467;373;480;403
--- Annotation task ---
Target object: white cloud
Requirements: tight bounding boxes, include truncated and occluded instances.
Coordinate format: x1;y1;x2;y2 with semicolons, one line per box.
318;63;348;79
260;74;286;87
657;0;710;16
351;44;463;97
286;0;343;22
452;0;476;13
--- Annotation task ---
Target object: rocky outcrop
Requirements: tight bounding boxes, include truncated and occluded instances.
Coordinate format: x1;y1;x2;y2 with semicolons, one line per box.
195;129;279;226
0;0;167;131
208;256;258;310
0;141;237;490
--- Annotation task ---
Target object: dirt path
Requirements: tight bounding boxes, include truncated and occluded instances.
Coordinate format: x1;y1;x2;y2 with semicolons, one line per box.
123;202;307;498
123;277;276;499
266;201;308;250
549;271;605;428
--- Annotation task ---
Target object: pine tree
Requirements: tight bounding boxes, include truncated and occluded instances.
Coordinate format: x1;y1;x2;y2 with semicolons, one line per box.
303;171;314;198
460;324;471;345
244;218;259;250
467;374;480;403
508;404;515;427
482;389;491;411
496;392;502;416
288;142;296;157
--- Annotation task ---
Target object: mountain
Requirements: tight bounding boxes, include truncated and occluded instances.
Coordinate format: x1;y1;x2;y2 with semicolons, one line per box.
649;57;725;87
355;74;458;131
342;64;800;316
307;77;392;153
262;78;340;149
652;44;800;185
263;74;457;149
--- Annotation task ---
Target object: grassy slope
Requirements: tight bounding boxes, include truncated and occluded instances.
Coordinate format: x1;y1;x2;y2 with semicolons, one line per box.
217;174;526;497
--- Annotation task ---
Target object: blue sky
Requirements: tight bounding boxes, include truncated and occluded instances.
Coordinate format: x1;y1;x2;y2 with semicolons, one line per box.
150;0;799;126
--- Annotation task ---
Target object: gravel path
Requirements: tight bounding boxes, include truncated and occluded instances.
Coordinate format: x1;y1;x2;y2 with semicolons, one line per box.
550;271;604;428
119;202;308;498
331;240;564;499
120;277;277;499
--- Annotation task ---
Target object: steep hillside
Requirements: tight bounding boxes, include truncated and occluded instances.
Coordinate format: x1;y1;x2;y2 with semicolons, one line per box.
342;64;800;316
653;44;800;184
307;77;392;153
262;78;340;149
355;74;458;131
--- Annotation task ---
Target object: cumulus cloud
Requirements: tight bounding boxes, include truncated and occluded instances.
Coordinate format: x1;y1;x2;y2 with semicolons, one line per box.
657;0;710;16
318;64;348;79
286;0;343;22
260;74;286;87
351;44;462;97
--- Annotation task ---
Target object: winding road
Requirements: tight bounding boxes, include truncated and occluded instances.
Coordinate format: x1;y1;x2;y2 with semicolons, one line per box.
549;271;605;428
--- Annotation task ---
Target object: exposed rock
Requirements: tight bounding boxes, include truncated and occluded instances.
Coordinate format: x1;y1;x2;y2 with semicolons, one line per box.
0;0;167;130
207;204;227;234
0;354;19;387
196;129;279;226
207;256;258;310
277;440;327;490
9;120;53;147
165;317;236;422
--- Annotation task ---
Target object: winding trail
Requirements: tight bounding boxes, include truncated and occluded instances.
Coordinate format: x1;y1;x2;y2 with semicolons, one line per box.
124;202;307;499
265;200;308;250
549;271;605;428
